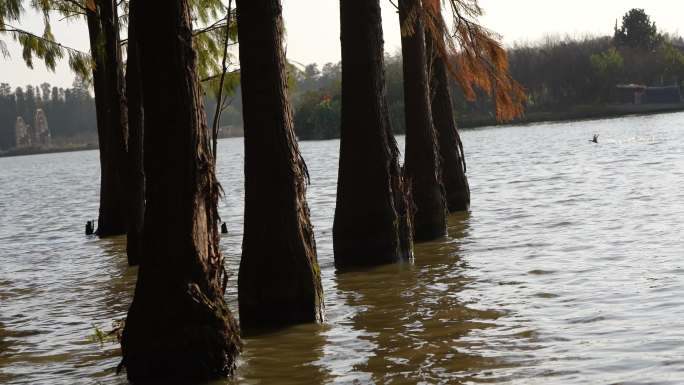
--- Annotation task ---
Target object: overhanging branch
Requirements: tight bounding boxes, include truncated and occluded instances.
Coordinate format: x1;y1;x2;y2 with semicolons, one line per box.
1;24;89;56
201;68;240;83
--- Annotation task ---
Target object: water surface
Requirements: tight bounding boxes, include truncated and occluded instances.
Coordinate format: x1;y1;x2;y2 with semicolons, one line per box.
1;113;684;384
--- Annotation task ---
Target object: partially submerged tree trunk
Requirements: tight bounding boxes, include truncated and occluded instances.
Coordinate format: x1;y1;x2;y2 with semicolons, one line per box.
236;0;324;330
124;0;144;266
87;1;128;237
334;0;413;269
121;0;241;380
427;35;470;212
398;0;447;241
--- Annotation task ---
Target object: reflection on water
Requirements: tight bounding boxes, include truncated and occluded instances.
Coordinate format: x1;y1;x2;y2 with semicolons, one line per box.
334;213;509;384
227;324;331;385
2;112;684;384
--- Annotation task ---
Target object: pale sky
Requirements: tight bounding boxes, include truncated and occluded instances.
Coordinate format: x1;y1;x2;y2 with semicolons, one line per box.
1;0;682;89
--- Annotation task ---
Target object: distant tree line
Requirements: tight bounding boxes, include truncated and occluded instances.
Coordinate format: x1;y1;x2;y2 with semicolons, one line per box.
291;56;407;140
502;18;684;113
3;9;683;148
0;81;96;150
0;79;245;152
293;8;684;139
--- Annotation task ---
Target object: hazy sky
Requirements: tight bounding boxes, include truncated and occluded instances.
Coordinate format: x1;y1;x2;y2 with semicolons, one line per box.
1;1;682;89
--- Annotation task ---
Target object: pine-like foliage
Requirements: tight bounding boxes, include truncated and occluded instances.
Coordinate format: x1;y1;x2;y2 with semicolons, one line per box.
0;0;21;57
2;0;238;96
0;0;91;80
193;6;239;98
414;0;526;121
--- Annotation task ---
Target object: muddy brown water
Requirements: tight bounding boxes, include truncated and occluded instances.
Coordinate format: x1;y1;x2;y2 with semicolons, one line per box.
2;113;684;384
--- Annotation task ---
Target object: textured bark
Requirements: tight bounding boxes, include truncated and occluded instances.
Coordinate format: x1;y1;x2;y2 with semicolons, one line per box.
427;38;470;212
236;0;324;330
399;0;447;241
87;1;128;237
85;8;105;164
121;0;241;380
99;0;127;144
334;0;413;269
125;0;144;266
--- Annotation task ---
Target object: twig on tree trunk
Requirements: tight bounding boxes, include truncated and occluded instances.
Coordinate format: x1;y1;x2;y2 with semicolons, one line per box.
211;0;233;160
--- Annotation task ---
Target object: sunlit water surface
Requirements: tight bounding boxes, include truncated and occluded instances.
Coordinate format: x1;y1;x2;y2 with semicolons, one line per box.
2;113;684;384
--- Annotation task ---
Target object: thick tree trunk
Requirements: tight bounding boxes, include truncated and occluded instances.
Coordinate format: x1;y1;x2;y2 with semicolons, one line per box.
87;2;128;237
427;37;470;212
85;9;105;157
125;0;144;266
120;0;241;381
334;0;413;269
398;0;447;241
99;0;127;143
236;0;324;330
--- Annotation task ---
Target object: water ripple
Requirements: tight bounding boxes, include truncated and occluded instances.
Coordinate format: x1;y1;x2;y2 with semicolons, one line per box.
2;112;684;384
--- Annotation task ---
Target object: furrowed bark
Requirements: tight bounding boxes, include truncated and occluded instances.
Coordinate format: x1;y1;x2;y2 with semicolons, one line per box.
92;0;128;237
399;0;447;241
427;34;470;212
121;0;241;380
334;0;413;269
236;0;324;330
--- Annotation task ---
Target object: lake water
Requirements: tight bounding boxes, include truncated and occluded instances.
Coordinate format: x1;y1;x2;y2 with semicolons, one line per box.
2;112;684;384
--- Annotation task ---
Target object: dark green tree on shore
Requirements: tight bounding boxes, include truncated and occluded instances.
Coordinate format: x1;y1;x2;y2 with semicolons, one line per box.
0;83;16;149
334;0;413;269
24;85;36;127
14;86;26;125
614;8;660;51
236;0;324;329
120;0;241;380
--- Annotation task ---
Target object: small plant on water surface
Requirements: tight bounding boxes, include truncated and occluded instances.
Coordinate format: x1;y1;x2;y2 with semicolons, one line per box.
88;319;125;347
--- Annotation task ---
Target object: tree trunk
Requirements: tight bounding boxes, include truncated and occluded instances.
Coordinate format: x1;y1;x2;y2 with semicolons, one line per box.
120;0;241;380
427;36;470;212
87;1;128;237
398;0;447;241
334;0;413;269
236;0;324;330
125;0;144;266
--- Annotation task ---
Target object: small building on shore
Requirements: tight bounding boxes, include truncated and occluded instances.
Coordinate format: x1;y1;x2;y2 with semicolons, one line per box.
616;84;682;105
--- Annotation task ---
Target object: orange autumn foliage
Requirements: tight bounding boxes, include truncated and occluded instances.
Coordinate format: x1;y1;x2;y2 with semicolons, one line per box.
402;0;526;121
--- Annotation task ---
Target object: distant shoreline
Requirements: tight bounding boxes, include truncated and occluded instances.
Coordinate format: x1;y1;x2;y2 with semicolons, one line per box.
456;103;684;129
1;104;683;159
0;143;98;158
